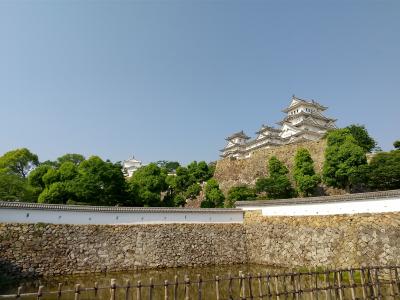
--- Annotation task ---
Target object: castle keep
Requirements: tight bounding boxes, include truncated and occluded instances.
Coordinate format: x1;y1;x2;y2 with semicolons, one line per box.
220;95;337;159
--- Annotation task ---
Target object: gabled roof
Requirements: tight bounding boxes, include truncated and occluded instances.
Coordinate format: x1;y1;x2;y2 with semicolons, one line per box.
255;124;281;134
295;116;337;130
225;130;250;141
277;111;337;125
282;95;328;113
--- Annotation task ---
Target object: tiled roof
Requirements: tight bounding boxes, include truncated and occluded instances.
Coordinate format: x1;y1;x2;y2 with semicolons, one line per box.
236;189;400;207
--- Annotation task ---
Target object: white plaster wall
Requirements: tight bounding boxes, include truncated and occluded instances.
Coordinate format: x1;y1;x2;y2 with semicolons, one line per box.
0;208;243;225
239;197;400;216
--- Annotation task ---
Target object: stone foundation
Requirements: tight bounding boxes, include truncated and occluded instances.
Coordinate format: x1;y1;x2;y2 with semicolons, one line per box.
1;211;400;278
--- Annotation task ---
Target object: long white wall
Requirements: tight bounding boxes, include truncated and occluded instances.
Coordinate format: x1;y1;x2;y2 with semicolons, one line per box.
0;203;243;225
238;196;400;216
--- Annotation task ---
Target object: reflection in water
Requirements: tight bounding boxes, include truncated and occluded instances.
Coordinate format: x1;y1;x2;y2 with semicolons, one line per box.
1;264;393;299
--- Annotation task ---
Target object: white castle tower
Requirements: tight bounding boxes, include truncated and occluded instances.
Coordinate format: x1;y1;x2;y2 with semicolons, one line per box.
220;95;337;159
122;155;143;177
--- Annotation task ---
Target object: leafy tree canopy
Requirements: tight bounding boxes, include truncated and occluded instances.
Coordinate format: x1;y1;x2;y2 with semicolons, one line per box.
74;156;128;206
255;156;295;199
294;148;320;197
269;156;289;177
129;163;167;206
28;164;52;190
394;140;400;150
201;178;224;208
323;129;368;189
345;124;377;153
368;150;400;190
57;153;85;166
0;148;39;178
226;185;256;207
185;183;202;200
0;170;36;202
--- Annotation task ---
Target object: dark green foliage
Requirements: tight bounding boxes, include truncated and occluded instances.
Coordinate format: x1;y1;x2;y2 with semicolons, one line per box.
226;185;256;207
35;156;129;206
255;156;295;199
73;156;128;206
345;124;377;153
187;161;213;183
156;160;180;173
394;140;400;150
268;156;289;176
368;151;400;190
0;148;39;178
128;163;167;206
38;182;72;204
57;153;85;166
173;194;186;207
256;175;295;199
294;148;320;196
323;129;368;189
0;170;35;202
185;183;202;199
28;164;52;190
201;178;224;208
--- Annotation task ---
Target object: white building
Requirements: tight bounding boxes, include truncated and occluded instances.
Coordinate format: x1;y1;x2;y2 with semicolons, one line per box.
122;155;143;177
220;95;337;159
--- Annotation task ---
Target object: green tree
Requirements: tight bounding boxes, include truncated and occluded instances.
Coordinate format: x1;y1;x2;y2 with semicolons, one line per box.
0;148;39;178
28;164;52;190
128;163;167;206
394;140;400;150
185;183;202;199
57;153;85;166
173;194;186;207
323;129;368;189
0;170;35;201
368;150;400;190
156;161;180;173
345;124;377;153
38;182;73;204
173;166;194;192
255;157;294;199
201;178;225;208
187;161;212;183
294;148;320;196
73;156;128;206
226;185;256;207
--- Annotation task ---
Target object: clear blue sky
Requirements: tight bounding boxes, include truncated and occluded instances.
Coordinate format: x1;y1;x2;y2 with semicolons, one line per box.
1;1;399;165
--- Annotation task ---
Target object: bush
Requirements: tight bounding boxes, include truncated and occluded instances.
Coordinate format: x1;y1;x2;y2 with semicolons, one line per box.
368;150;400;190
323;129;368;189
201;179;225;208
185;183;202;199
226;185;256;207
255;156;295;199
294;148;320;196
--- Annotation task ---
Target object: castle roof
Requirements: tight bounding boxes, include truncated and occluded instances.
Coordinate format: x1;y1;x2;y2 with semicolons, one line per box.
294;116;337;129
282;95;328;113
225;130;250;141
255;125;281;134
277;111;337;126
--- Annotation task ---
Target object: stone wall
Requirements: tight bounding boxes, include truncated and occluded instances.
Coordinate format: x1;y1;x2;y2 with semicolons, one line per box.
244;211;400;268
2;211;400;278
0;223;246;277
214;139;329;193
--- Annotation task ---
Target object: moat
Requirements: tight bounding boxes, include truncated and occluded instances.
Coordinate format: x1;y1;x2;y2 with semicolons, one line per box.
2;264;396;299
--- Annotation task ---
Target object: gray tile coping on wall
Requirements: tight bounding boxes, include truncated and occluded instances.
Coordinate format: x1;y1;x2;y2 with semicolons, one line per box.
0;201;242;213
236;189;400;206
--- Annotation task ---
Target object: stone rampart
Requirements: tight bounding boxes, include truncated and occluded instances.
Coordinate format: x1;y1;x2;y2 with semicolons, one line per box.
214;139;328;193
0;223;246;277
244;211;400;268
1;211;400;278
